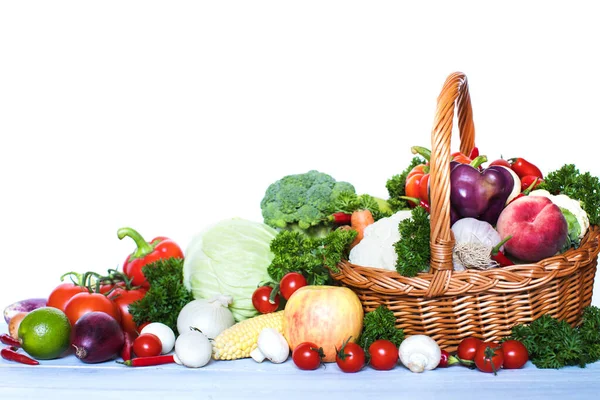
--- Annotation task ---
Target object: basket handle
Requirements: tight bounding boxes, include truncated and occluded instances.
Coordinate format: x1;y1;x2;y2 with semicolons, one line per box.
425;72;475;297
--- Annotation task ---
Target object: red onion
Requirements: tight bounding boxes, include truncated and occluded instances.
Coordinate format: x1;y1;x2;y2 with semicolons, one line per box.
71;311;125;363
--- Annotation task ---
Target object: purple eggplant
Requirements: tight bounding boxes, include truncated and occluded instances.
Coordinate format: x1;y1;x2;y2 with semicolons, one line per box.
450;161;514;225
3;298;47;324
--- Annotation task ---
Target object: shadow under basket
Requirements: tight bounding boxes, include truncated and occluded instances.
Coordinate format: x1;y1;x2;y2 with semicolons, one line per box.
329;72;600;352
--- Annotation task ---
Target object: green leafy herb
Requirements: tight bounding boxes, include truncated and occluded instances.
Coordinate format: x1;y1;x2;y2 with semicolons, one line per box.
386;156;425;212
129;258;194;335
394;206;431;277
332;192;392;221
538;164;600;225
267;228;357;286
358;305;405;354
506;306;600;368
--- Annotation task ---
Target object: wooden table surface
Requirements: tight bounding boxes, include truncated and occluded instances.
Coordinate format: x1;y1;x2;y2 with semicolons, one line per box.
2;322;599;400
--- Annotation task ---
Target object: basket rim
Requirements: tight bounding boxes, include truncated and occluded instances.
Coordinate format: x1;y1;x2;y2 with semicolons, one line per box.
331;225;600;298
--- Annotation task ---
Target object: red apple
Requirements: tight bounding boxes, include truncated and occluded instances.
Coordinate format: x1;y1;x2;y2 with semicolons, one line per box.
283;285;363;362
496;196;568;262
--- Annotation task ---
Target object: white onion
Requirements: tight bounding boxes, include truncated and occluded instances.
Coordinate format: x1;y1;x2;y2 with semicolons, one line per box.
175;329;212;368
177;294;235;339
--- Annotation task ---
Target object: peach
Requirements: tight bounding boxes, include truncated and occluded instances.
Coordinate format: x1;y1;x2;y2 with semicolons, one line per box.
496;196;568;262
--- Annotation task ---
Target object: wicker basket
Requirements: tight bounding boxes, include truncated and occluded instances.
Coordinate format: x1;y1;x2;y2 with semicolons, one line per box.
330;72;600;352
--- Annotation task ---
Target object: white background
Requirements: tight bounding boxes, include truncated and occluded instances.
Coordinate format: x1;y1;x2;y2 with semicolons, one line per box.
1;1;599;310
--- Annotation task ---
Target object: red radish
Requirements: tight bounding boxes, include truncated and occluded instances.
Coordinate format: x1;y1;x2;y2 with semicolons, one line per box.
71;311;125;363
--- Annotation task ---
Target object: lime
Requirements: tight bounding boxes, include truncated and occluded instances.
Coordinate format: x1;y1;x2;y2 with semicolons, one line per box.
18;307;71;360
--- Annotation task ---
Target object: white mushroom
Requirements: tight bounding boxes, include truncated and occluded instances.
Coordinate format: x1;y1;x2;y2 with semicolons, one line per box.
398;335;441;373
250;328;290;364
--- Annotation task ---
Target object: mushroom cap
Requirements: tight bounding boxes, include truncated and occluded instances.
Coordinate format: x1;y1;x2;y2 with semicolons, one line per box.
398;334;441;372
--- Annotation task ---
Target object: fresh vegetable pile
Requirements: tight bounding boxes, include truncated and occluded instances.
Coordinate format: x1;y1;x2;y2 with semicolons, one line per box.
2;146;600;376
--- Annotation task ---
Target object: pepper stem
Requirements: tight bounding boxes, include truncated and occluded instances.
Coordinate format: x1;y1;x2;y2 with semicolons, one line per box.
470;155;488;169
411;146;431;162
491;235;512;256
117;227;154;259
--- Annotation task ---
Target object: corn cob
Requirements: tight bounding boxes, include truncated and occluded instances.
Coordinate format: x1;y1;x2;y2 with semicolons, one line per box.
212;310;285;360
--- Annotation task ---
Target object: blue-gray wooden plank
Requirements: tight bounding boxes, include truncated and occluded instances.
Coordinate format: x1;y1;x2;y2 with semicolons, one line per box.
2;322;599;400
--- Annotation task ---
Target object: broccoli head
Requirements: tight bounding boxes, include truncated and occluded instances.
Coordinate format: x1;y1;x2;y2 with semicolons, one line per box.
260;170;356;237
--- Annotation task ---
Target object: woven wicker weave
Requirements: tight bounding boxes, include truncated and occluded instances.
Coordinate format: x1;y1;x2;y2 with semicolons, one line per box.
330;72;600;352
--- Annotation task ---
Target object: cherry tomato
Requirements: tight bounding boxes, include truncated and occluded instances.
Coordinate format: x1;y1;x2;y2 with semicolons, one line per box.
474;342;504;374
47;283;88;312
336;340;365;373
279;272;308;300
108;287;147;334
292;342;324;370
489;158;512;168
368;339;398;370
501;340;529;369
133;333;162;357
251;286;280;314
457;337;484;361
64;292;122;325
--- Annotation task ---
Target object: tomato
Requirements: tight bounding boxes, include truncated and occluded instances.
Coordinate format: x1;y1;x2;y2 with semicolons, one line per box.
336;340;365;373
368;339;398;370
489;158;512;168
501;340;529;369
292;342;324;370
279;272;308;300
108;287;147;334
64;292;122;325
474;342;504;374
251;286;280;314
47;283;88;312
457;337;484;361
133;333;162;357
99;282;126;295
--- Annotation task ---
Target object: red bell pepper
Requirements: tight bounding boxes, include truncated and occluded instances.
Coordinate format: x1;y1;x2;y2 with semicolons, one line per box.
118;227;184;288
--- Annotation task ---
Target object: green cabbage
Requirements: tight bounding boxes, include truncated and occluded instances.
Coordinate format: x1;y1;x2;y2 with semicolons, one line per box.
182;218;278;322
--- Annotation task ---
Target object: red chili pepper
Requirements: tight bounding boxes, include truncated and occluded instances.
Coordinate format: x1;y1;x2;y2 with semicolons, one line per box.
1;346;39;365
0;334;21;347
118;227;184;288
120;331;137;362
329;212;352;225
510;177;541;204
399;196;430;212
117;354;175;367
468;146;480;160
508;158;543;180
491;236;514;267
438;349;450;367
520;175;543;192
438;349;461;368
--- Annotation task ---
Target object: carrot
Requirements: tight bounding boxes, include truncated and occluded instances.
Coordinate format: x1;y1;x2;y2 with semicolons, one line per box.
350;209;375;248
